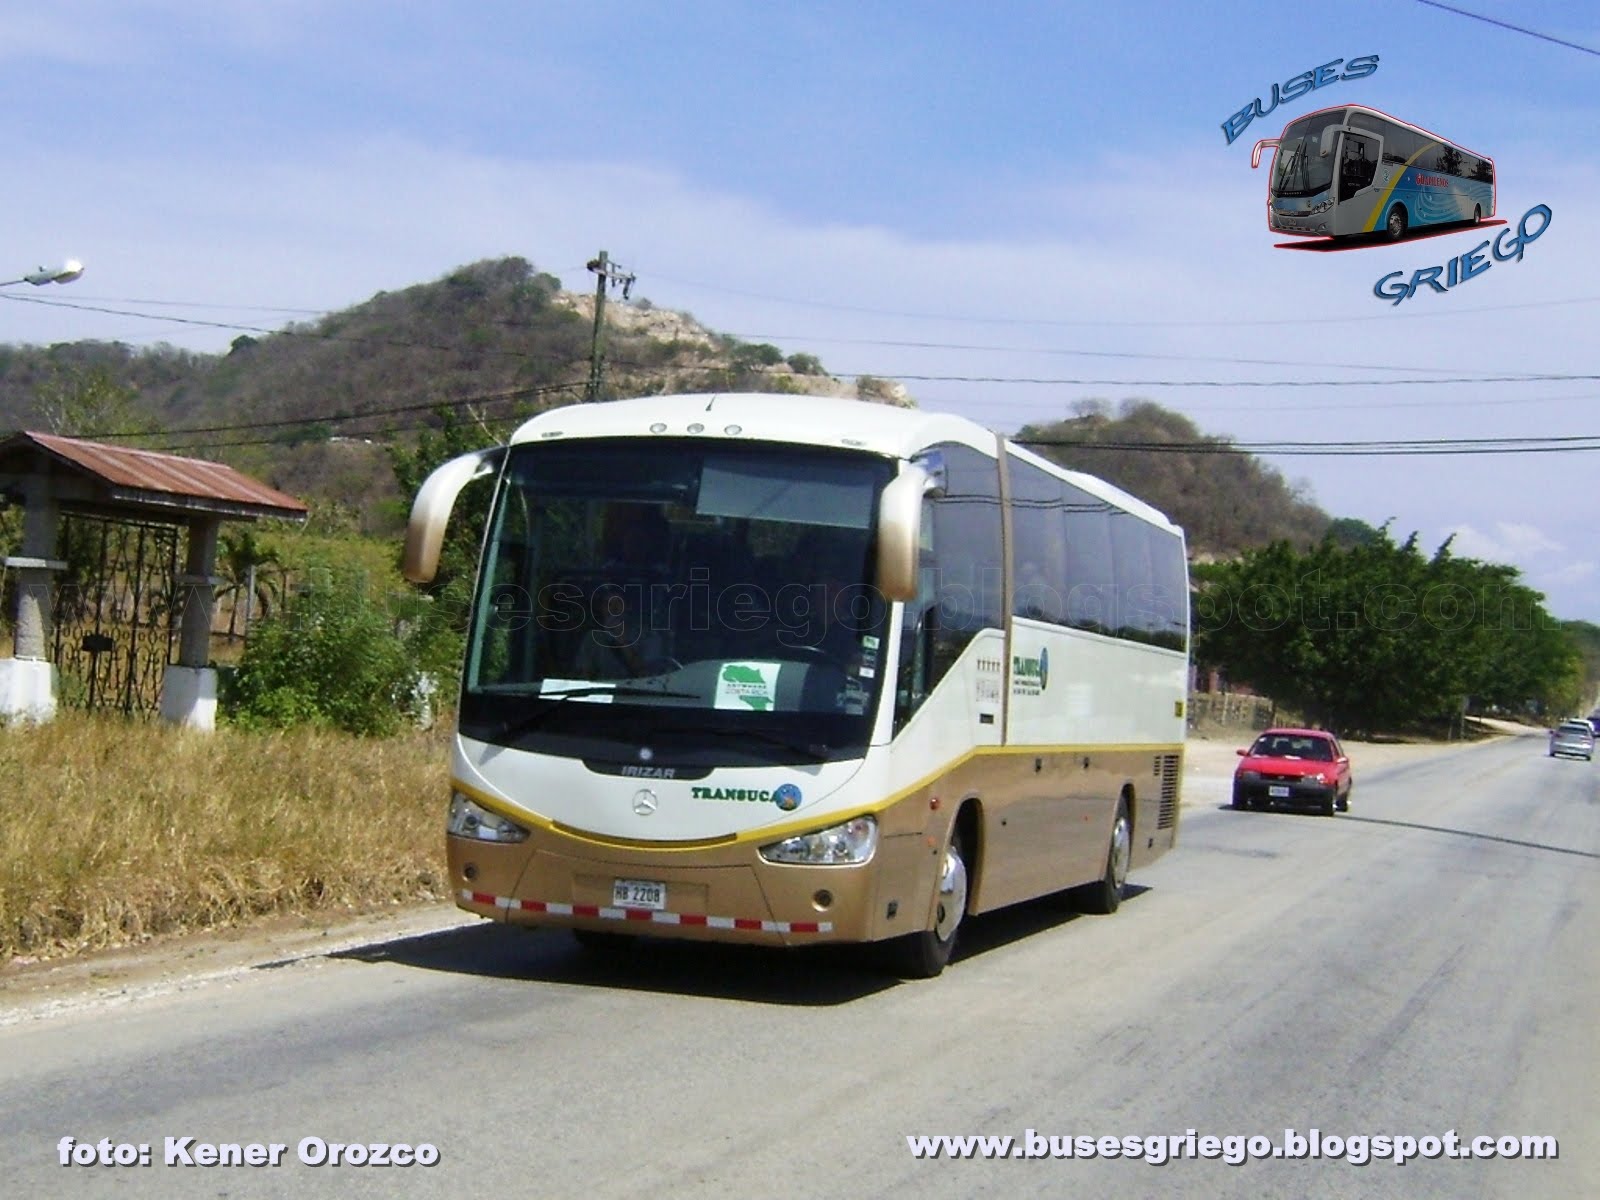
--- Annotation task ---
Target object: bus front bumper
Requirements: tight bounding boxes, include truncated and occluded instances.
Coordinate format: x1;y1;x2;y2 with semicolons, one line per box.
448;825;935;947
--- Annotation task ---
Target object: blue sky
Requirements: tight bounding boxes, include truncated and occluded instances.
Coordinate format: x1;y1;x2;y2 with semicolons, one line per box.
4;0;1599;621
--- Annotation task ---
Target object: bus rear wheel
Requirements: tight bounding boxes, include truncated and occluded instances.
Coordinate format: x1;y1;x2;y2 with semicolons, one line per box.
888;829;969;978
1385;205;1408;240
1074;798;1131;915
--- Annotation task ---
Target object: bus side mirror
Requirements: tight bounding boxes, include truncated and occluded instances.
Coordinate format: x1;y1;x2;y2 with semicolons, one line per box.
402;447;506;583
1250;138;1279;170
876;464;930;603
1319;125;1345;158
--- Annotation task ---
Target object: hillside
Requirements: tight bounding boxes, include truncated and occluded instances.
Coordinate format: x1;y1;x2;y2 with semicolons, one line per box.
0;257;1327;550
1018;400;1330;554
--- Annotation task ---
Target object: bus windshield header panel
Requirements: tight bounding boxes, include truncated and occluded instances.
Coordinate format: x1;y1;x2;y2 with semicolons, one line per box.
460;438;895;767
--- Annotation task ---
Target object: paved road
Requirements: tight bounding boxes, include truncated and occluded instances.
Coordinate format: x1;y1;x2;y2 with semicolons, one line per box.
1;734;1594;1199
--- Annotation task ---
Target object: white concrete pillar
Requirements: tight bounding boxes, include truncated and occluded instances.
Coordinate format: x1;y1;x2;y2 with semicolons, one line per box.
162;515;222;731
2;483;63;721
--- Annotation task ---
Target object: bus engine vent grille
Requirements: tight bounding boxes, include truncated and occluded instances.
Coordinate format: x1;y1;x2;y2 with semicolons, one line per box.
1156;754;1180;829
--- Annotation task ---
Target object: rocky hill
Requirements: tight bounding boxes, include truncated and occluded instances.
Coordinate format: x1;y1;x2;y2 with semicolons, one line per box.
0;257;1324;548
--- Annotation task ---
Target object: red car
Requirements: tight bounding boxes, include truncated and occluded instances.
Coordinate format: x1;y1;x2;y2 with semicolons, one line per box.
1232;727;1352;816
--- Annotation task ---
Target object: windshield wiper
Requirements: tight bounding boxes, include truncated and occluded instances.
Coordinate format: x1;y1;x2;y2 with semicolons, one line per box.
491;685;702;741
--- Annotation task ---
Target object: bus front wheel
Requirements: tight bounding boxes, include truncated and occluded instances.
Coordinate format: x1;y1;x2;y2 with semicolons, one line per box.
1385;205;1408;241
888;828;969;978
1074;798;1131;915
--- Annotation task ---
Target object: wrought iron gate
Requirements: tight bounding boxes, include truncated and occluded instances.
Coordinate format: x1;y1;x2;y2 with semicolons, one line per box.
50;515;182;715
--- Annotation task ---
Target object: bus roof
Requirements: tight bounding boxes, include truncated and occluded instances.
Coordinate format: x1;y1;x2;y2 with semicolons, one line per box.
509;393;989;459
1282;103;1489;160
509;393;1183;535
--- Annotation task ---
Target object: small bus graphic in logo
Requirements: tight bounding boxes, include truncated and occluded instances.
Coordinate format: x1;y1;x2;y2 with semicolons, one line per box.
773;783;803;812
1252;104;1495;246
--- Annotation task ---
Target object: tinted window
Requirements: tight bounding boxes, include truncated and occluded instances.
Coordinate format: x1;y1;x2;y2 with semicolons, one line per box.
1147;524;1190;651
1386;127;1422;165
928;442;1003;683
1348;112;1384;137
1061;482;1116;634
1009;454;1067;625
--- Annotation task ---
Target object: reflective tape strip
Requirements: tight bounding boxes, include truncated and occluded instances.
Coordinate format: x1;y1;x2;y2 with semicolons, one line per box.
460;890;831;934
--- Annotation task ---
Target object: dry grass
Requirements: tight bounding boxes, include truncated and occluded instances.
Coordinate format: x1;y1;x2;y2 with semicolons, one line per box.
0;713;452;961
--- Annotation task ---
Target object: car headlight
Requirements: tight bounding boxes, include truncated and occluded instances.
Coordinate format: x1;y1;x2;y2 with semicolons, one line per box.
1238;770;1261;782
759;815;878;865
448;791;530;843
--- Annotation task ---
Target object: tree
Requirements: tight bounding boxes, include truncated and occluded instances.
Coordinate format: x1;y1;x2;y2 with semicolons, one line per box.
33;365;155;440
1194;528;1577;734
216;527;283;637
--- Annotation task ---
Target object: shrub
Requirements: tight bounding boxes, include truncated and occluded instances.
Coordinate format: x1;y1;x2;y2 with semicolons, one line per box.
223;574;432;736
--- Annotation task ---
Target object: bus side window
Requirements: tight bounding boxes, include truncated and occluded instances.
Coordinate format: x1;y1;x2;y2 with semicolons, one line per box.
925;442;1003;685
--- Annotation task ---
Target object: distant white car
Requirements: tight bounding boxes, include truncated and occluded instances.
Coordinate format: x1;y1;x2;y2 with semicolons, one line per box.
1549;720;1595;761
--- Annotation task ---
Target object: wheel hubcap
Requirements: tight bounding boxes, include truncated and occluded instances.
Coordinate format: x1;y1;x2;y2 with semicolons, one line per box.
933;844;968;942
1109;815;1131;890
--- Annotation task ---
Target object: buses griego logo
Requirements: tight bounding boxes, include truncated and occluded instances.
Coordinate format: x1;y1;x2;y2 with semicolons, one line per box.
1221;54;1379;146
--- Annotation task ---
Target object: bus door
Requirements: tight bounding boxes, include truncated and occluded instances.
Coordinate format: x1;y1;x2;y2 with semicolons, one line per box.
1334;131;1381;234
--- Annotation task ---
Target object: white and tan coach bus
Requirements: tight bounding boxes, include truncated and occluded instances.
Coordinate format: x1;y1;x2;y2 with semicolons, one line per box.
404;393;1188;976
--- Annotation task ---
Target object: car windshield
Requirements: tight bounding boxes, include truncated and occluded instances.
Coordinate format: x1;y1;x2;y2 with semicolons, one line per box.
1252;735;1334;760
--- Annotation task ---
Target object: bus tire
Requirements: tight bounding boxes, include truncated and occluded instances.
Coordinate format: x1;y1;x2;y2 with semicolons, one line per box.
1074;798;1131;915
1472;204;1482;224
888;828;969;979
1384;204;1408;240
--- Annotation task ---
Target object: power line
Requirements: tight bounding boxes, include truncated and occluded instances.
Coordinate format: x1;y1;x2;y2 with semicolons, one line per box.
7;284;1595;385
67;296;331;316
648;269;1600;327
1017;434;1600;457
0;292;578;366
82;380;585;444
722;331;1549;378
1414;0;1600;57
835;371;1600;387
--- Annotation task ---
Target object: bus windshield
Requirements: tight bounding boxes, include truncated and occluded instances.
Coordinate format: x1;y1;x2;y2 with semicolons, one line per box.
1271;112;1343;198
459;438;895;766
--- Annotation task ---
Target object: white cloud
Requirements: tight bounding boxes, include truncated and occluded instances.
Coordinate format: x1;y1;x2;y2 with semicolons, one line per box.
5;131;1599;623
1446;522;1564;564
1538;560;1597;588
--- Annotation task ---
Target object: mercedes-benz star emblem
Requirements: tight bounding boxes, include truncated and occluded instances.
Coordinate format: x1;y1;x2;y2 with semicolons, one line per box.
632;788;659;816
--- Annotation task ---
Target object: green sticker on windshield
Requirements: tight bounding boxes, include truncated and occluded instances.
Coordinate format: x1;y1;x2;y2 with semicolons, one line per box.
715;662;780;711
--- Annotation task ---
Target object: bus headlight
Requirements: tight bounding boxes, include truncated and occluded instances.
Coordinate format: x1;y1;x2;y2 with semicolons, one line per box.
1312;199;1333;213
759;815;878;865
448;792;530;843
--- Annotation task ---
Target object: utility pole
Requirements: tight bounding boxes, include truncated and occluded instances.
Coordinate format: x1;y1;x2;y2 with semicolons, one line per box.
584;250;636;402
